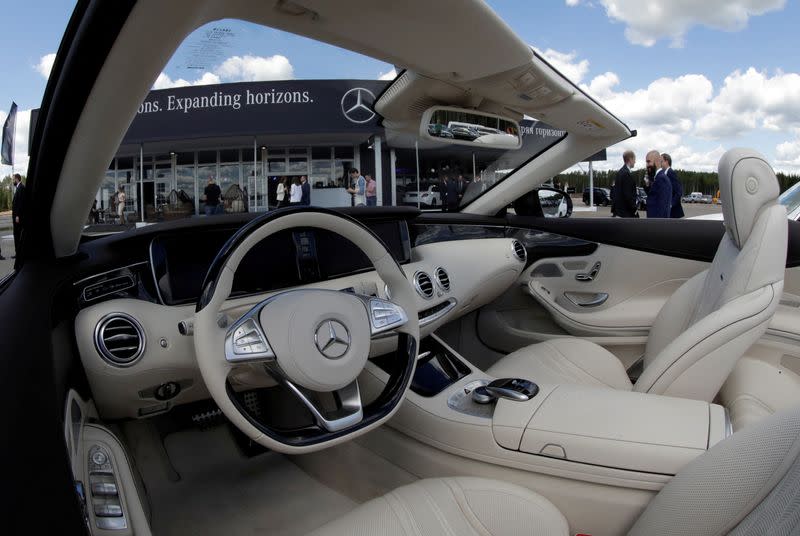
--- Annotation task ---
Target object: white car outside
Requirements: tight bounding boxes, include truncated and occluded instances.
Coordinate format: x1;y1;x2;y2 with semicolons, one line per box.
402;184;442;207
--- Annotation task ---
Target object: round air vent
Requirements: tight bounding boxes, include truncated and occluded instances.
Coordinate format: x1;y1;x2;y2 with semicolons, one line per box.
413;271;435;299
511;240;527;263
94;313;146;367
434;267;451;292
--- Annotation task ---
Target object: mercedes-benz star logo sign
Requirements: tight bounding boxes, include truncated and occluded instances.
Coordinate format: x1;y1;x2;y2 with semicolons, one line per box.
341;87;376;124
314;320;351;359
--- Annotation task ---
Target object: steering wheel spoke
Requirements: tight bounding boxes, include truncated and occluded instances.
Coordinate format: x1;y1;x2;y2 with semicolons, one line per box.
265;362;364;432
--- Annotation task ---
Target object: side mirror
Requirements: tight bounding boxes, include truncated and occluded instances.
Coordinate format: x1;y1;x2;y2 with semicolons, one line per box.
512;187;572;218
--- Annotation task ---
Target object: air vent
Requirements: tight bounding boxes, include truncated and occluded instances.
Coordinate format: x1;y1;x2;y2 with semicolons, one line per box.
94;313;145;367
413;271;435;299
511;240;527;263
434;267;451;292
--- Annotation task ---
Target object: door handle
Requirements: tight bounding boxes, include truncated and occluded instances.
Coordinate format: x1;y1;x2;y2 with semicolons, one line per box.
563;292;609;308
575;261;601;282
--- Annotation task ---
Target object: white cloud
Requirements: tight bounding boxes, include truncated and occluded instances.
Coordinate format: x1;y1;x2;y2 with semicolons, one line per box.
35;53;56;80
378;68;398;81
535;48;590;83
216;54;293;82
695;68;800;139
567;0;785;47
153;54;293;89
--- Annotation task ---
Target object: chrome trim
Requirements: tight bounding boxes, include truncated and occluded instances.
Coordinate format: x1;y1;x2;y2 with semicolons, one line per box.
511;240;527;263
724;407;734;438
93;313;146;368
413;270;434;299
81;275;136;303
314;319;351;359
72;261;149;286
359;296;409;336
575;261;602;282
434;266;451;292
419;298;458;327
265;363;364;433
563;291;609;308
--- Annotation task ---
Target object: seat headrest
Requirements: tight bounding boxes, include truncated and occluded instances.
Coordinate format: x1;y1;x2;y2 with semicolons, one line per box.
718;148;780;249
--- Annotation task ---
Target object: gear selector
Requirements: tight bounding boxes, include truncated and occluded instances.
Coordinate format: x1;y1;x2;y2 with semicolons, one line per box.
484;378;539;401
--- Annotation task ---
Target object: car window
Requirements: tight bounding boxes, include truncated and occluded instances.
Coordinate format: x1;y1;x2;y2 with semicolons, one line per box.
779;181;800;215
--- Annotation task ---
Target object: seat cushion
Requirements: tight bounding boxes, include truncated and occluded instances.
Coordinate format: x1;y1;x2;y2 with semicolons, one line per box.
486;338;633;390
307;477;569;536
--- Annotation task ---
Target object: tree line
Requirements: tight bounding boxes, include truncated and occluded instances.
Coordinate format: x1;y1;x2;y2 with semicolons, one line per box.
0;175;21;212
554;169;800;195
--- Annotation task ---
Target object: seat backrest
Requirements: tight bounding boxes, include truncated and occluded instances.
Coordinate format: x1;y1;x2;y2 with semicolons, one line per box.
628;404;800;536
634;149;787;400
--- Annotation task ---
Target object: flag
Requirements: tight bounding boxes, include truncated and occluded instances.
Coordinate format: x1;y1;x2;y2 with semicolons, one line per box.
1;102;17;166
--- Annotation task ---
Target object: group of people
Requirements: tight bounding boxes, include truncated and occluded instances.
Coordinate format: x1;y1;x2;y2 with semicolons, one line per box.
0;173;25;260
274;168;377;208
345;168;377;207
275;175;311;208
440;173;472;211
612;150;684;219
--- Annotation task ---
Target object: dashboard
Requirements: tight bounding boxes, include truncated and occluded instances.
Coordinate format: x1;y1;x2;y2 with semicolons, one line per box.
68;209;562;420
150;220;411;305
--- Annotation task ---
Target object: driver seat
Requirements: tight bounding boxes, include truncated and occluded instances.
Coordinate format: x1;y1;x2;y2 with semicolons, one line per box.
487;148;788;401
309;404;800;535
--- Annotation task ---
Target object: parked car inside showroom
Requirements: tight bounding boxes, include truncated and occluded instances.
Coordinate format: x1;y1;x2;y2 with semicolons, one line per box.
3;2;799;536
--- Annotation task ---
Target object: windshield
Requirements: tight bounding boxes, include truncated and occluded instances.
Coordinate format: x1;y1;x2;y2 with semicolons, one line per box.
779;181;800;215
59;19;565;230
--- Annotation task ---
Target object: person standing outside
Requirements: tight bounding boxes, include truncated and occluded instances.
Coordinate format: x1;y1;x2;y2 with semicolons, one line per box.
10;173;25;258
116;185;126;225
300;175;311;206
289;176;303;205
644;150;672;218
276;176;288;208
445;174;459;212
365;173;377;206
203;176;223;216
347;168;366;206
611;150;638;218
661;153;684;218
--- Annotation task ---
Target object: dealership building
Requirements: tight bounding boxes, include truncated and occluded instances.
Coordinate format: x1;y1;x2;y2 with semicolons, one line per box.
32;79;568;222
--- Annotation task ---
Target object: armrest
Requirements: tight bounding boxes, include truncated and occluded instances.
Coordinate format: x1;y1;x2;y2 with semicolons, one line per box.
492;384;729;475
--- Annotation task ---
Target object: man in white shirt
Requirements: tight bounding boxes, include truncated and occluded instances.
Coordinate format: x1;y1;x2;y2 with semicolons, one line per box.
347;168;367;206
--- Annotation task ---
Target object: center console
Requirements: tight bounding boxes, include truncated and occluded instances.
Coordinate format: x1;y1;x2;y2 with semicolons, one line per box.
361;334;732;534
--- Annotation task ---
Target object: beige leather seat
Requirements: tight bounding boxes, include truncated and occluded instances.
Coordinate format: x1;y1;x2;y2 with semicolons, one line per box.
488;148;788;401
309;405;800;535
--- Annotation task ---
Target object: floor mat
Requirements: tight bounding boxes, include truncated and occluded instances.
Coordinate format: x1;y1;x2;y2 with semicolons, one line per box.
143;426;358;536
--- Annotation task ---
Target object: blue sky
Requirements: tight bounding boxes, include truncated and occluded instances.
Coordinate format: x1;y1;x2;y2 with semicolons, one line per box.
1;0;799;175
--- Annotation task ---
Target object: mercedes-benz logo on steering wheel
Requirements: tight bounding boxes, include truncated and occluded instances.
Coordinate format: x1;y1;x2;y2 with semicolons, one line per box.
314;320;351;359
341;87;376;124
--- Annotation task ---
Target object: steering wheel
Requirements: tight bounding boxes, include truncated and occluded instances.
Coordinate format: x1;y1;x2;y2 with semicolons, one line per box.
193;208;420;453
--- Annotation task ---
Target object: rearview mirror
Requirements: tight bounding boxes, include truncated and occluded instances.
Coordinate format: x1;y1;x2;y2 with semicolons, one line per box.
420;106;522;150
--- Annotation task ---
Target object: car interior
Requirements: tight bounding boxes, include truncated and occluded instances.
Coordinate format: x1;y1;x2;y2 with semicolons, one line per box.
4;1;800;535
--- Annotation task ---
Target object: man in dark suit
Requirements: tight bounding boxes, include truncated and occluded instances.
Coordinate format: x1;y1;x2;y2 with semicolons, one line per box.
661;153;684;218
11;173;25;258
645;150;672;218
300;175;311;205
444;175;459;212
611;150;638;217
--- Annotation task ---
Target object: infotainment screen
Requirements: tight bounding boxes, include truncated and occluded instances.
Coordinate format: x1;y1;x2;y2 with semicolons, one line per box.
150;219;411;305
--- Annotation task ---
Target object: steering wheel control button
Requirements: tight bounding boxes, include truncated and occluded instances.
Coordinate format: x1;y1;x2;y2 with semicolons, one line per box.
367;298;409;335
315;320;351;359
226;316;275;363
